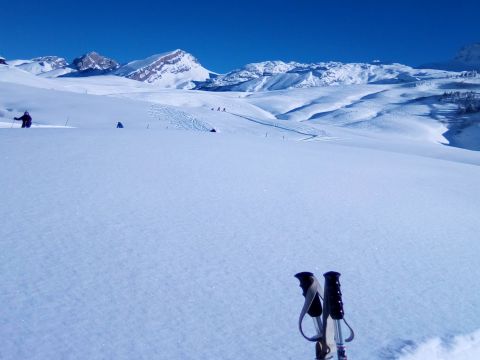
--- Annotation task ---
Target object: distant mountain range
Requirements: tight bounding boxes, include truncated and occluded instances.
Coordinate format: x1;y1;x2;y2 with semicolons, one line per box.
421;43;480;71
2;44;479;91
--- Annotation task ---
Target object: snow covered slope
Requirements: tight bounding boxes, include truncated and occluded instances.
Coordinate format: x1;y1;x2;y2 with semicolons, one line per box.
115;49;213;89
1;63;480;151
0;130;479;360
1;50;480;360
196;60;451;91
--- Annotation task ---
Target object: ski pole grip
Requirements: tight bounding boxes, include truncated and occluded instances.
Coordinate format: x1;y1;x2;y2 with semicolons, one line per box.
295;272;323;317
323;271;344;320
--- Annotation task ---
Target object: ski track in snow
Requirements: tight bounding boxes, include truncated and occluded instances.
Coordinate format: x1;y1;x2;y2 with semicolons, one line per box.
148;104;212;131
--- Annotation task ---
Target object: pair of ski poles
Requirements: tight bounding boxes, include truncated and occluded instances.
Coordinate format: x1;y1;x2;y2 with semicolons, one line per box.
295;271;354;360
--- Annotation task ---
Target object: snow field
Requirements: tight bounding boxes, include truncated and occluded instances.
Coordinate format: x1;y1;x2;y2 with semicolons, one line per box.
1;130;480;360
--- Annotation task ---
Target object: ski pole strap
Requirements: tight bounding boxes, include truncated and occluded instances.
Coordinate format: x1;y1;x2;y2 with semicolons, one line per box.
342;318;355;342
295;272;324;342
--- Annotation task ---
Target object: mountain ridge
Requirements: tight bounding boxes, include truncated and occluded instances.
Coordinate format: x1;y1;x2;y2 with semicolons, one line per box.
4;46;478;91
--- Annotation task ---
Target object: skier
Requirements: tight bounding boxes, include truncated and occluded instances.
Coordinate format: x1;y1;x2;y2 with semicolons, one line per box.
116;121;124;128
217;107;221;111
14;111;32;128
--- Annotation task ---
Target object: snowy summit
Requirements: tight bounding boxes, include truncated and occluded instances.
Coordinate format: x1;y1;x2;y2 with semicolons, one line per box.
114;49;214;89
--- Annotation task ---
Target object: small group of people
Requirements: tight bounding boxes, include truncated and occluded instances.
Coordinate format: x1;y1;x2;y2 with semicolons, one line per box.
14;112;32;128
211;107;226;112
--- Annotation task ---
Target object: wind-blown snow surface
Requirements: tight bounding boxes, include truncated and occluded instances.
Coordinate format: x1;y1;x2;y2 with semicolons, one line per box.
1;63;480;360
1;130;480;360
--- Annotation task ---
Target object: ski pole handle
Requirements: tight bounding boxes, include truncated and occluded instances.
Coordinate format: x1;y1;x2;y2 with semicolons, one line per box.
324;271;344;320
295;272;322;317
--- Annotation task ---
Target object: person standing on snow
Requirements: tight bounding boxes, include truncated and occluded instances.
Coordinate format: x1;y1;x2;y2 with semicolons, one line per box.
14;111;32;128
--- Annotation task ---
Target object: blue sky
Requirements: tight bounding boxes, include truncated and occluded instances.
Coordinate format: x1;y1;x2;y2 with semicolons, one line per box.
2;0;479;72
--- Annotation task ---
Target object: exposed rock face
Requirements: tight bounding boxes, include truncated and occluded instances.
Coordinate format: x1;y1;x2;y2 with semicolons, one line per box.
115;49;212;88
0;57;7;65
72;52;119;72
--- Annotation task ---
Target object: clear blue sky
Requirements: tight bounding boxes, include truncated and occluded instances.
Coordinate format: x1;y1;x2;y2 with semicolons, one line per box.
2;0;479;73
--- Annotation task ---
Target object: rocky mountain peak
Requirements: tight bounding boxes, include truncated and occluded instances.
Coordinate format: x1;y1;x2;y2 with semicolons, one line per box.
72;51;119;72
114;49;212;88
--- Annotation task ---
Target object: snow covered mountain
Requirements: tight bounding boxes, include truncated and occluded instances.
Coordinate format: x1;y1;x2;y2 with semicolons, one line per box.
421;43;480;71
11;56;68;75
195;60;449;92
72;51;120;73
0;49;456;91
114;49;213;89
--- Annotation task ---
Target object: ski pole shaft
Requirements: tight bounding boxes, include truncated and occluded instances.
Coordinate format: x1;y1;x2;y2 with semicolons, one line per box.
334;320;347;360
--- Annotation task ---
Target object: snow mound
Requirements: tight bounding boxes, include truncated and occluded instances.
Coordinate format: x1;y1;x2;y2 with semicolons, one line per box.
397;330;480;360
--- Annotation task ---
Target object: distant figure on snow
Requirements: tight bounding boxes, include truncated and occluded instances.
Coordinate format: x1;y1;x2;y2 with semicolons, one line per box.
210;128;217;133
222;108;226;112
116;122;124;128
14;111;32;128
217;107;221;111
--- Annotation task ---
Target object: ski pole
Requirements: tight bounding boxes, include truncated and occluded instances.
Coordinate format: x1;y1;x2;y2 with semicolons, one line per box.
295;272;330;360
324;272;347;360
